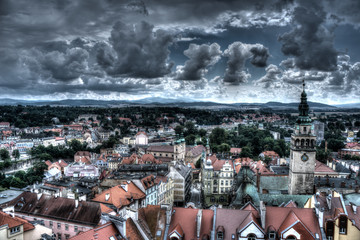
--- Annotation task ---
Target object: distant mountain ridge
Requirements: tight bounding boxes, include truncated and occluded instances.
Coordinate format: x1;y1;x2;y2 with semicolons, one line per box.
0;97;340;110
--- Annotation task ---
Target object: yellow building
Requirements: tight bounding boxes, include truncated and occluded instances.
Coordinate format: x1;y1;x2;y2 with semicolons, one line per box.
305;191;360;240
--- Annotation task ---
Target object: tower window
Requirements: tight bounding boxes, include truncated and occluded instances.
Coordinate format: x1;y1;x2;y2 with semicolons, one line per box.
304;127;307;133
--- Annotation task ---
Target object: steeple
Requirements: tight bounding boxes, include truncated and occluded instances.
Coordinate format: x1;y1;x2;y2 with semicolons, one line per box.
297;79;311;124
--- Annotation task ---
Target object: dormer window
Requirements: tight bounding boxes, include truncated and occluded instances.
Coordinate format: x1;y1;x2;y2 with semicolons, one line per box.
217;231;224;240
10;226;20;234
247;233;256;240
268;232;276;239
339;215;347;234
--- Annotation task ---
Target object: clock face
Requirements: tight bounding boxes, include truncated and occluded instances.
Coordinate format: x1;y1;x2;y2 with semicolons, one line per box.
301;153;309;162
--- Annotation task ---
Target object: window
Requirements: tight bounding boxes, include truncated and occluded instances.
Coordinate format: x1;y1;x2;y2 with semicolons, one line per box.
225;180;228;185
217;231;223;240
49;221;53;227
286;236;296;240
10;226;20;234
74;226;78;232
65;234;70;239
247;233;256;240
58;233;62;240
339;215;347;234
65;224;69;230
57;223;61;229
269;232;276;239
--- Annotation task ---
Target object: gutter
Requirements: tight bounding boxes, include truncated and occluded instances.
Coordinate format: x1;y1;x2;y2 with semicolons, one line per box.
211;207;216;240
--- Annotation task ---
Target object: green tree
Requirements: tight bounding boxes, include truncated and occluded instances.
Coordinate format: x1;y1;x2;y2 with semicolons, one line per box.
316;149;332;163
198;129;207;138
10;177;27;188
327;139;345;152
218;143;230;153
12;149;20;160
263;156;272;165
185;134;196;145
240;146;253;158
0;148;10;160
175;125;184;136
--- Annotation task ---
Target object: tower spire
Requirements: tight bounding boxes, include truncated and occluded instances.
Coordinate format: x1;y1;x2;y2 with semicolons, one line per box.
297;79;311;123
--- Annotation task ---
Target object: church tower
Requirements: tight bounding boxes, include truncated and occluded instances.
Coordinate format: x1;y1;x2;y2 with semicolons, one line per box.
288;80;316;195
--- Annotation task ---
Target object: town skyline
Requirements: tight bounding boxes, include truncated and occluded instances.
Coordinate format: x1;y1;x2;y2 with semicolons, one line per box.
1;0;360;104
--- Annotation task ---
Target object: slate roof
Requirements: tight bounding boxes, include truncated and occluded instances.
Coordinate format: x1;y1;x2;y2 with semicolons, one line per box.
259;194;312;208
4;192;101;226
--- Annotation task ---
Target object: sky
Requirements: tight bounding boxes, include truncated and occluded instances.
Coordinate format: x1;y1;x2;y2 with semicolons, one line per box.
1;0;360;104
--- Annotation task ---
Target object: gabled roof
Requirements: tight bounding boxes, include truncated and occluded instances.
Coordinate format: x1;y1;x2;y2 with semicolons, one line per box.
265;207;322;239
238;211;262;232
278;211;315;239
69;222;120;240
92;182;145;209
215;209;258;240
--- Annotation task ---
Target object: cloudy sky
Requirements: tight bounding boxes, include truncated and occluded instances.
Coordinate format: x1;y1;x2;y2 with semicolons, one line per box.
1;0;360;104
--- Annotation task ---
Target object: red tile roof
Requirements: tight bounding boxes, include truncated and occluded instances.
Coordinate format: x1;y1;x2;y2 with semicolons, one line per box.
168;208;213;240
147;145;174;153
140;175;156;190
69;222;120;240
266;207;322;239
93;182;145;209
230;148;242;154
126;217;144;240
138;205;166;239
315;160;336;173
0;210;34;231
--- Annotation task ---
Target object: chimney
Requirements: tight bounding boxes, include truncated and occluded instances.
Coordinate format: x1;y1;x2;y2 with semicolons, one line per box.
196;209;202;239
75;199;79;208
260;201;266;229
37;193;42;200
326;194;332;210
351;203;357;214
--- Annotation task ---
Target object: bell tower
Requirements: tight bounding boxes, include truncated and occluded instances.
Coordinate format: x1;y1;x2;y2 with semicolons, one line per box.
288;80;316;195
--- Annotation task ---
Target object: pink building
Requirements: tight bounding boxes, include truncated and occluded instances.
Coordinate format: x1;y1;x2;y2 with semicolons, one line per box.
2;192;101;240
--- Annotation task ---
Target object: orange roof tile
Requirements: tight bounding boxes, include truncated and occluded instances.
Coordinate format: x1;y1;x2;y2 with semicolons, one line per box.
69;222;120;240
0;211;35;231
93;182;145;209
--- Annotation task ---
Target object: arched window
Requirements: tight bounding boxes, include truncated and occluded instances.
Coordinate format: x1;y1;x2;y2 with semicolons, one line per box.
306;139;310;146
301;139;305;147
247;233;257;240
286;236;296;240
295;139;300;146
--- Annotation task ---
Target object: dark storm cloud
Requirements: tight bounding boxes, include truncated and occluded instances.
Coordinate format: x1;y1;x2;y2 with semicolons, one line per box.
223;42;270;85
278;0;338;71
175;43;222;80
106;21;174;78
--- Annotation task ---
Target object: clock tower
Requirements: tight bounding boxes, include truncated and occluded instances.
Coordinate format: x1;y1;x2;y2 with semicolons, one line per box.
288;80;316;195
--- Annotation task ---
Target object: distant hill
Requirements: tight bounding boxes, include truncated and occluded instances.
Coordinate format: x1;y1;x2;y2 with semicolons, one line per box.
0;98;338;110
334;103;360;108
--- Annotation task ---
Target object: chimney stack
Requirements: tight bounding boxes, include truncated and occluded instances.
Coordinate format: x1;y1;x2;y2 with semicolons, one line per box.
196;209;202;239
260;201;266;229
